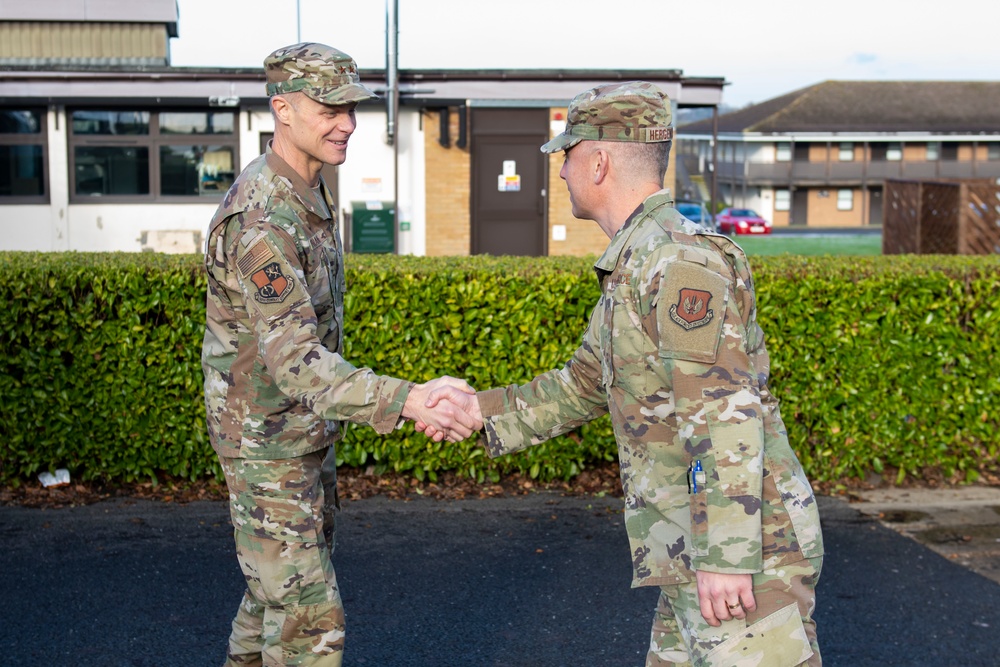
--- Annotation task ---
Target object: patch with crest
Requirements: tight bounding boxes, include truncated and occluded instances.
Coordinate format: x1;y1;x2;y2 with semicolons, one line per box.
669;288;714;330
250;262;295;304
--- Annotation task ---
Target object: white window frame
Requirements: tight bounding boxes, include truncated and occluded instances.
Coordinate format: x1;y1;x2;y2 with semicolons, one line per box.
775;142;791;162
837;189;854;211
838;142;854;162
886;142;902;161
926;142;940;161
775;189;791;211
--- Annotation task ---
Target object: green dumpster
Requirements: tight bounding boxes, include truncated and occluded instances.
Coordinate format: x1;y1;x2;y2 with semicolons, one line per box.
351;201;395;254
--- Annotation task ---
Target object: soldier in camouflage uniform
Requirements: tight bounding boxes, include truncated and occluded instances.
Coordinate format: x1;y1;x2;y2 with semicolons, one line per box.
202;43;477;667
424;82;824;666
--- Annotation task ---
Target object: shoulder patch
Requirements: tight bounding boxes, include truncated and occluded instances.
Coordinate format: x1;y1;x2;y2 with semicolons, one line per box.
237;238;274;276
657;259;729;364
249;262;295;304
669;288;714;330
232;231;310;319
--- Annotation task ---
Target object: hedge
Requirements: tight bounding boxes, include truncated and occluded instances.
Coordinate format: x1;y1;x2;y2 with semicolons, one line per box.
1;251;998;487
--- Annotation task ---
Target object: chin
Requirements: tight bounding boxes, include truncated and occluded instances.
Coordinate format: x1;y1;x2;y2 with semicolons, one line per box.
324;152;348;166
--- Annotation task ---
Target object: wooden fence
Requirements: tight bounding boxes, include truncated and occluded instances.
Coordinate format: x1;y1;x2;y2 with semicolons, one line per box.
883;178;1000;254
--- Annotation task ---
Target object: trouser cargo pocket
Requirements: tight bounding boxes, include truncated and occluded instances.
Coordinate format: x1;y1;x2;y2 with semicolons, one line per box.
703;602;813;667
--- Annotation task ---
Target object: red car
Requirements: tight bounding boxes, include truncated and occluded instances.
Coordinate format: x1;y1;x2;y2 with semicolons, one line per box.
716;208;772;235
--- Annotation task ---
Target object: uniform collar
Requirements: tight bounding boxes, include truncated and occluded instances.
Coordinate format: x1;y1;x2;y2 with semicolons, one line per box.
264;141;334;220
593;188;675;278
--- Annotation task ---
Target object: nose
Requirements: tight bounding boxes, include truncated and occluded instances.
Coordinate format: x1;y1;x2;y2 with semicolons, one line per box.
559;160;568;181
337;111;357;134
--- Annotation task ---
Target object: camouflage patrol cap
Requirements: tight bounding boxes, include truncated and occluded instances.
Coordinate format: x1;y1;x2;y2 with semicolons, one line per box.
264;42;377;105
541;81;674;154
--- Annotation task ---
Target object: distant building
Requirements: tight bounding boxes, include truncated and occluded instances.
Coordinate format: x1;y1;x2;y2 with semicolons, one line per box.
677;80;1000;228
0;1;725;255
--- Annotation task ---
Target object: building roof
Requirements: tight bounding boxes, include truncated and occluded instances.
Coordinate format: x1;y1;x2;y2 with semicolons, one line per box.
0;65;726;109
1;0;178;35
679;80;1000;135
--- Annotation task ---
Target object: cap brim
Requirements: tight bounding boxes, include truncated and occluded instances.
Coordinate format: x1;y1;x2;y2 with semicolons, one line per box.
540;133;583;154
302;82;379;105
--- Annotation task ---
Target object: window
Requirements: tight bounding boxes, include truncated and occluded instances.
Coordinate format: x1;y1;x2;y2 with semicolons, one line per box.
838;142;854;161
837;189;854;211
0;109;47;203
775;189;790;211
776;142;791;162
886;142;902;161
988;143;1000;161
926;142;940;161
69;109;238;202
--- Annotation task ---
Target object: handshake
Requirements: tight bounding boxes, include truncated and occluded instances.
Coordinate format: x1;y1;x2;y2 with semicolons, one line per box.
401;376;484;442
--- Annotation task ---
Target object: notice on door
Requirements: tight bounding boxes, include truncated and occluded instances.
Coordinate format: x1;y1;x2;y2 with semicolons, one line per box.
497;159;521;192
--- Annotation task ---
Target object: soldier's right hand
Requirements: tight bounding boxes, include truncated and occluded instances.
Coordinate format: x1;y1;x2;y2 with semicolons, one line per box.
403;376;480;442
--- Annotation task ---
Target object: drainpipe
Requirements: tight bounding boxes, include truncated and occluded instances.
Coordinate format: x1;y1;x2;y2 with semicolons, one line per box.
710;107;718;225
386;0;400;252
386;0;398;147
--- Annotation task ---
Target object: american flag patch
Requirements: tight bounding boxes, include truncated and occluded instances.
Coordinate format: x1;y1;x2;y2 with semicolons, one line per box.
237;239;274;276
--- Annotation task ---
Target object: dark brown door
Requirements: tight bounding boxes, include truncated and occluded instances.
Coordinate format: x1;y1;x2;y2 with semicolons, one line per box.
791;188;809;226
471;109;548;256
869;187;883;226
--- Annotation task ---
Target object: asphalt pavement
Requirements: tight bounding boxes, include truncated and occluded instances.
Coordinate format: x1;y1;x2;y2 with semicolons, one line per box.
2;491;999;667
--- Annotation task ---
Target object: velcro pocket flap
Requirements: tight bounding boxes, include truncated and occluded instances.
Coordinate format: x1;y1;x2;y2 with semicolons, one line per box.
704;602;813;667
658;255;728;364
230;491;320;542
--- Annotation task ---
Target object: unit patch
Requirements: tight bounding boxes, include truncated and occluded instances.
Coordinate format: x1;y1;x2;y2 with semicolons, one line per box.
669;287;714;330
250;262;295;304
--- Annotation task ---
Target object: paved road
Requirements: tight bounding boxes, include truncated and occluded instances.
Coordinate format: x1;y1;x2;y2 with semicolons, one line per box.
2;493;998;666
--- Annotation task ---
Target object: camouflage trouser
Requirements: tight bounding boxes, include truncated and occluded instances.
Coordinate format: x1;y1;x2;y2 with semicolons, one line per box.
219;449;344;667
646;557;822;667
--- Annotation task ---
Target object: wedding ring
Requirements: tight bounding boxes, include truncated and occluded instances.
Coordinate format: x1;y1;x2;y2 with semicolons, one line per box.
727;601;741;610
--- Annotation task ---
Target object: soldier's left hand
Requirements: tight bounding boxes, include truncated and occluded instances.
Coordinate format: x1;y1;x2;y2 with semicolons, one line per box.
403;376;479;442
695;570;757;626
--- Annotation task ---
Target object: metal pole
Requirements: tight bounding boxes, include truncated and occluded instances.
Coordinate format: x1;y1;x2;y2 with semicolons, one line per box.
710;107;718;227
386;0;400;253
296;0;301;42
386;0;398;147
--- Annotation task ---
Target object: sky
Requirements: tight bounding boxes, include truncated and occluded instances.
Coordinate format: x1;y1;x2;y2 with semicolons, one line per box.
169;0;998;109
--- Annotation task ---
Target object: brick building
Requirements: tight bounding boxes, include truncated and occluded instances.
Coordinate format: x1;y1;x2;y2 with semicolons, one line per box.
0;1;726;255
677;80;1000;228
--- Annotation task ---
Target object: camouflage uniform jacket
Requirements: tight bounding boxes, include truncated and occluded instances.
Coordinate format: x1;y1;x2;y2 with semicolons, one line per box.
202;145;410;460
478;190;824;588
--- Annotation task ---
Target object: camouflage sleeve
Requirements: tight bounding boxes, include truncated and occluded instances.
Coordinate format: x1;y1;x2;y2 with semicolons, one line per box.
654;248;764;574
476;310;609;457
231;221;409;434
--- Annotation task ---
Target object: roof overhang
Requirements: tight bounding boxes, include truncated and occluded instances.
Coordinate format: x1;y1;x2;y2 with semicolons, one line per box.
0;66;726;109
680;131;1000;142
2;0;179;37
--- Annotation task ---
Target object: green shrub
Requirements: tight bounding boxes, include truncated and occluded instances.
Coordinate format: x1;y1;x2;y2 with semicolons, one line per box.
0;252;207;485
1;251;997;487
756;255;1000;484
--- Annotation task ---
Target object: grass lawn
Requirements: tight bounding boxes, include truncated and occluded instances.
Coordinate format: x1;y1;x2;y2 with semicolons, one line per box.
731;233;882;256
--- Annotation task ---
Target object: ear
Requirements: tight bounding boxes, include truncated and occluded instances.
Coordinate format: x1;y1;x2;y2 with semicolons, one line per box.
270;96;293;126
592;148;610;185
